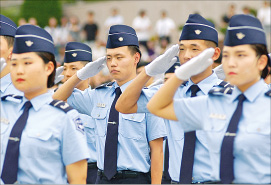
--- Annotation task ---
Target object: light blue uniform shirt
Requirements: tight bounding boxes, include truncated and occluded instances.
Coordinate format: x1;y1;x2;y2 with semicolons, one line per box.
174;79;271;184
67;80;167;172
1;92;89;184
80;113;97;163
0;73;23;97
137;72;221;182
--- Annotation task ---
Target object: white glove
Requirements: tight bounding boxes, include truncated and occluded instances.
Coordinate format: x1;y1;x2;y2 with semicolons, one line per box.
54;66;64;84
175;48;215;80
213;64;225;80
77;56;106;80
145;44;179;76
0;58;7;72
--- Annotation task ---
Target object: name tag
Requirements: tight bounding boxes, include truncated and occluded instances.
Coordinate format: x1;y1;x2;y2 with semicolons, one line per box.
97;103;106;108
209;113;226;120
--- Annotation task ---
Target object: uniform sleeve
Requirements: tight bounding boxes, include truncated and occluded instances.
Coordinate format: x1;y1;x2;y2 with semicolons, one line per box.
173;96;208;132
61;109;90;165
137;85;161;113
146;113;167;142
67;88;94;116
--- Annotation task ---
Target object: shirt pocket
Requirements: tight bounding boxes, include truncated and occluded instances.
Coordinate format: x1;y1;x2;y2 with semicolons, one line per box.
242;122;271;155
204;120;228;153
84;121;96;144
91;109;108;137
119;113;145;140
23;129;53;158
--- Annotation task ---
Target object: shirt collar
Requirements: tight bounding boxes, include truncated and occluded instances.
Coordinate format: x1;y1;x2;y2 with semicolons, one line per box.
0;73;12;93
230;79;268;103
19;92;53;111
111;80;133;93
184;71;221;95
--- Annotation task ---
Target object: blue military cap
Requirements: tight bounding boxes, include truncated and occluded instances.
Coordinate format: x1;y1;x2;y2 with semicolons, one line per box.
106;25;139;48
64;42;92;63
0;15;17;37
224;14;266;47
165;57;180;74
179;14;218;46
13;24;55;55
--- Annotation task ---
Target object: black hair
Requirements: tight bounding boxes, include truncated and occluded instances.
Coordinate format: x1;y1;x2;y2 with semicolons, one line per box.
2;35;15;48
127;45;141;67
250;44;270;79
36;52;56;88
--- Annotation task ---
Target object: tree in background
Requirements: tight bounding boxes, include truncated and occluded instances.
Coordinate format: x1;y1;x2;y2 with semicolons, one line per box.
20;0;62;28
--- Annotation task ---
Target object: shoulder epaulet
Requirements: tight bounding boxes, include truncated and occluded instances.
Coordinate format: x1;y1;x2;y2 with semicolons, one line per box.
49;100;74;113
209;82;234;95
1;94;23;101
265;89;271;97
95;81;114;89
218;81;233;88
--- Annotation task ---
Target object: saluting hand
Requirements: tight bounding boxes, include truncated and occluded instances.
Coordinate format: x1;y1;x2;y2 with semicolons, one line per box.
77;56;106;80
175;48;214;80
54;66;64;84
145;44;179;76
0;58;7;72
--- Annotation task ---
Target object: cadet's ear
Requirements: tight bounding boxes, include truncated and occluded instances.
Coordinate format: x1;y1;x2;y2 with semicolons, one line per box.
45;61;55;76
257;54;268;71
134;52;140;65
212;47;221;61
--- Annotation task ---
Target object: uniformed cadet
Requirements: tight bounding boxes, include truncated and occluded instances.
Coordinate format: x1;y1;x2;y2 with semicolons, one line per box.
147;14;271;184
0;15;23;97
53;25;167;184
63;41;97;184
0;24;89;184
116;14;223;184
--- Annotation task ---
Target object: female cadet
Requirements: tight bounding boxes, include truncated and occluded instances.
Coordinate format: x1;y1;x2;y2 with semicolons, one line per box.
0;24;89;184
147;14;271;184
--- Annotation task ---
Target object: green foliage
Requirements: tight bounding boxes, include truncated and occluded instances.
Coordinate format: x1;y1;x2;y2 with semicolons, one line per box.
20;0;62;28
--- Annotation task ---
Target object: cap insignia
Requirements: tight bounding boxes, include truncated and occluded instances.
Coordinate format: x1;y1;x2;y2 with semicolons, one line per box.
118;37;124;41
236;32;245;40
25;40;33;47
195;30;201;35
72;53;77;57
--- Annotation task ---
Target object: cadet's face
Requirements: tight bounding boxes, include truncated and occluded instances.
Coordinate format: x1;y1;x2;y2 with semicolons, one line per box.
222;45;264;91
106;46;137;85
0;36;12;61
178;40;209;65
63;61;85;82
10;52;52;98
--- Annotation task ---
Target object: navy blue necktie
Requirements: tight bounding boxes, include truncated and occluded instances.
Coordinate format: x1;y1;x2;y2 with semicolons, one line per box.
220;94;246;184
104;87;122;180
179;85;200;183
163;139;171;181
1;101;32;184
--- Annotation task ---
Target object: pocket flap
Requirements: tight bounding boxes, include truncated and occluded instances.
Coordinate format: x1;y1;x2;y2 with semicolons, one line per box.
27;130;53;141
121;113;145;122
246;123;270;135
91;109;108;119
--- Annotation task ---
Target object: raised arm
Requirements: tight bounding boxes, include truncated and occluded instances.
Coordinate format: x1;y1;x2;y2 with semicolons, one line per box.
53;56;106;101
147;48;215;120
116;44;179;114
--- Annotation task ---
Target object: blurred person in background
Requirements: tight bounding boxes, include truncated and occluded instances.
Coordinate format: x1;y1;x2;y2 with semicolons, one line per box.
104;8;124;30
83;11;99;48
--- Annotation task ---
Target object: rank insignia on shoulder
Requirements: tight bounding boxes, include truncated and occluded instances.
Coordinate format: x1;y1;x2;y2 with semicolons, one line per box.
208;86;233;95
49;100;74;113
95;81;114;89
73;117;84;134
265;89;271;97
1;94;23;103
218;81;233;88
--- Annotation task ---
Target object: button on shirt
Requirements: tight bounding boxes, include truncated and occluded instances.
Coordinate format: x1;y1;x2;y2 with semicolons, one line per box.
173;79;270;184
67;80;167;172
0;73;23;97
137;72;221;182
1;93;89;184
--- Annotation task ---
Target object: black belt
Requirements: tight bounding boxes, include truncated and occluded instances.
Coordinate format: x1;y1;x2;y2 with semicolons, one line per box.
192;180;222;184
88;162;97;169
98;169;150;179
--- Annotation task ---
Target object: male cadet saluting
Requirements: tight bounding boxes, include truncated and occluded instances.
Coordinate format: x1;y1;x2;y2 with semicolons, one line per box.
0;15;23;97
53;25;167;184
62;42;97;184
116;14;227;184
